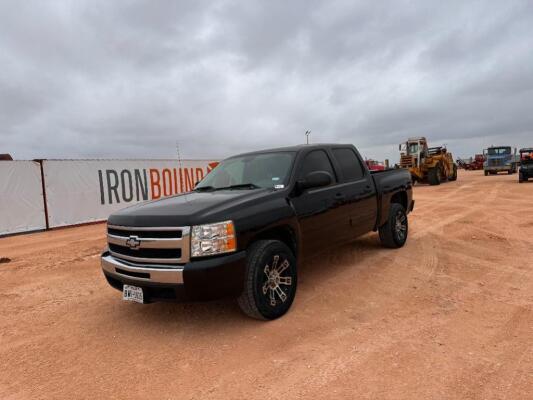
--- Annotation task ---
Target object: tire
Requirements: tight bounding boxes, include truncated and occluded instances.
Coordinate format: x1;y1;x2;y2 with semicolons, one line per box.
428;167;441;185
449;164;458;181
484;170;489;176
519;172;524;183
379;203;408;249
237;240;297;320
508;170;513;175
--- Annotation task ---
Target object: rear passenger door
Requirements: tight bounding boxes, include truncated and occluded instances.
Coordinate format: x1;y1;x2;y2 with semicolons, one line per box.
290;149;350;257
331;147;378;237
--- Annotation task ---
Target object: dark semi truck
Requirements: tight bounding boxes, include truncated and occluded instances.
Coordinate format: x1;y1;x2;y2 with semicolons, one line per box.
101;144;414;320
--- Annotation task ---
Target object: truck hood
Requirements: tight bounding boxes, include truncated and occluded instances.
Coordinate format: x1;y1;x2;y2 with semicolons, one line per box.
107;188;275;227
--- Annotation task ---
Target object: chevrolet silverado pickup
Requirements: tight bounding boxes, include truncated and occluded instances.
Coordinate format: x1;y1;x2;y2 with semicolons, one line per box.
102;144;414;320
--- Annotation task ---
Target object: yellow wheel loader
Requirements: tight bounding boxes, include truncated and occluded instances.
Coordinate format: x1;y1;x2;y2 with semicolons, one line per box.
399;137;457;185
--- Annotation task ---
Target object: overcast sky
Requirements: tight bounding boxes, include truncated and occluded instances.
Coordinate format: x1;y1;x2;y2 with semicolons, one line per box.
1;1;532;162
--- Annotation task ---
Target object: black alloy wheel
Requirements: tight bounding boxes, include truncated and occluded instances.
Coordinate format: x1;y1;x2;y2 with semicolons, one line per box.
238;240;297;320
379;203;409;248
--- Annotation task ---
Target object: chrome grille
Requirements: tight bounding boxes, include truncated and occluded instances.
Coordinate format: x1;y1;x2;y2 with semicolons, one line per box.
107;225;190;265
400;155;415;168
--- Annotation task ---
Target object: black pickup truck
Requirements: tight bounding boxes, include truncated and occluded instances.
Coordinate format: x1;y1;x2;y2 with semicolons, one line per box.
102;144;414;319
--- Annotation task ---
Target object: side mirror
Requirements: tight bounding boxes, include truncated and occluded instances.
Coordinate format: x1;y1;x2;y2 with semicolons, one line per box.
297;171;332;193
398;144;401;151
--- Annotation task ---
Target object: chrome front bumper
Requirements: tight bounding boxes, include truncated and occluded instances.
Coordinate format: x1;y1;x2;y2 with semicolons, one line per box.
101;254;184;284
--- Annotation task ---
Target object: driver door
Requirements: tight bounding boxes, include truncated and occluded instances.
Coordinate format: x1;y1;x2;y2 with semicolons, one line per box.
290;149;349;258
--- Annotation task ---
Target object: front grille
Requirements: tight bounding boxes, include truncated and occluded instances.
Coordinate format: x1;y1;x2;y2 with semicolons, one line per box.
108;244;181;259
107;227;182;239
107;225;190;264
489;159;502;166
400;155;415;168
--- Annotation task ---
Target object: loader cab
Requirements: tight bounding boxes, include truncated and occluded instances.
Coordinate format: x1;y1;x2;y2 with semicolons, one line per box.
399;137;428;168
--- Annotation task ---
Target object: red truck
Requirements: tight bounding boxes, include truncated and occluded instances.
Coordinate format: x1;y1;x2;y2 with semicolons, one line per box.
365;159;385;171
458;154;485;170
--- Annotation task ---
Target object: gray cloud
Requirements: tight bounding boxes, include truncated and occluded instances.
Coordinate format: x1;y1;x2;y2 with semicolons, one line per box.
1;0;532;163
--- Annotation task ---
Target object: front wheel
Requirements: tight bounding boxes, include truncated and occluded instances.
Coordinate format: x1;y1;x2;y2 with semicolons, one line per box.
379;203;408;248
238;240;297;320
449;164;458;181
428;167;441;185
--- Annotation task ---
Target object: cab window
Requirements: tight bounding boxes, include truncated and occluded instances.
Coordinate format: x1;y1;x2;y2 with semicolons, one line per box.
298;150;336;183
332;148;365;182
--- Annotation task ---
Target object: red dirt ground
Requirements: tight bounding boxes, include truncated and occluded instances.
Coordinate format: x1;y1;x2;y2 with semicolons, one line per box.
1;171;532;399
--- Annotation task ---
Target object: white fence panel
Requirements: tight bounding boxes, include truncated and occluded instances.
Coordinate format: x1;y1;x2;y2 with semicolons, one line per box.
43;160;218;228
0;161;47;235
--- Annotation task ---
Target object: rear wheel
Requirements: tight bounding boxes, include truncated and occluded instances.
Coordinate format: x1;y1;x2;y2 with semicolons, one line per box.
428;167;441;185
238;240;297;320
379;203;408;249
519;172;524;183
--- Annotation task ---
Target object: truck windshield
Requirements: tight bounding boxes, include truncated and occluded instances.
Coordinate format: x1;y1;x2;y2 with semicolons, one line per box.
487;147;511;155
196;152;295;190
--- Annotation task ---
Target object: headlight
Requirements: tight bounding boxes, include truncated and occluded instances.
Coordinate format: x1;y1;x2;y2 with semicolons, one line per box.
191;220;236;257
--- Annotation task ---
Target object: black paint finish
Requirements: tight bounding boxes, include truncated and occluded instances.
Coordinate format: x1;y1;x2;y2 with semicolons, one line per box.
105;144;413;301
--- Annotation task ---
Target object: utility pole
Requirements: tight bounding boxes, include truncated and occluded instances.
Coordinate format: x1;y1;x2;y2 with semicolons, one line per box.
305;130;311;145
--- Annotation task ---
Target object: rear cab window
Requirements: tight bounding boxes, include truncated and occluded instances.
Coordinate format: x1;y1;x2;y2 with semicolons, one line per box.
331;148;366;182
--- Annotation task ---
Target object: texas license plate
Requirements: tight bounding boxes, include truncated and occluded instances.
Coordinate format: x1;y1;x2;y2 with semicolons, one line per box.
123;285;144;303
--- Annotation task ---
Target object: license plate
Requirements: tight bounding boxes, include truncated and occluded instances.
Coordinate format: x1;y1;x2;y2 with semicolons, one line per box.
123;285;144;304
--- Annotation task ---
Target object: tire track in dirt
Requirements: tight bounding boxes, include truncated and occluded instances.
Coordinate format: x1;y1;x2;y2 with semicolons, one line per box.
412;181;500;239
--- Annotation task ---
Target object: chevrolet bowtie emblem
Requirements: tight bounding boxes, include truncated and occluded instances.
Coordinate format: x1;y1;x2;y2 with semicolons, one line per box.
125;235;141;250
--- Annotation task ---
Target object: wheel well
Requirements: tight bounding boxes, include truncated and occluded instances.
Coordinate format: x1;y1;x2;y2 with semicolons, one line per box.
391;191;408;210
251;226;297;257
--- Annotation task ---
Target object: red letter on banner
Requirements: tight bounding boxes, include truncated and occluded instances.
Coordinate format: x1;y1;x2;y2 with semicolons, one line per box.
162;168;172;197
150;169;161;199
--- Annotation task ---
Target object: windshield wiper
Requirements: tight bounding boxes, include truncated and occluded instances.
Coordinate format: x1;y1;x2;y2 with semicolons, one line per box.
194;185;216;192
215;183;260;190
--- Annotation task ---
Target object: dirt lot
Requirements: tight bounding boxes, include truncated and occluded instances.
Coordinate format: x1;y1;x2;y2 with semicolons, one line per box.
1;171;532;399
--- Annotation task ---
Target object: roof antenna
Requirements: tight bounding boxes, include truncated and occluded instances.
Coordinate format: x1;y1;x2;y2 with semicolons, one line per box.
305;130;311;145
176;141;182;167
176;141;190;202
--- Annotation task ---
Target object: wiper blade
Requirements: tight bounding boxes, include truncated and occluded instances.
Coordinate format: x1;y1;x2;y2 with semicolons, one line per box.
216;183;260;190
194;185;216;191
